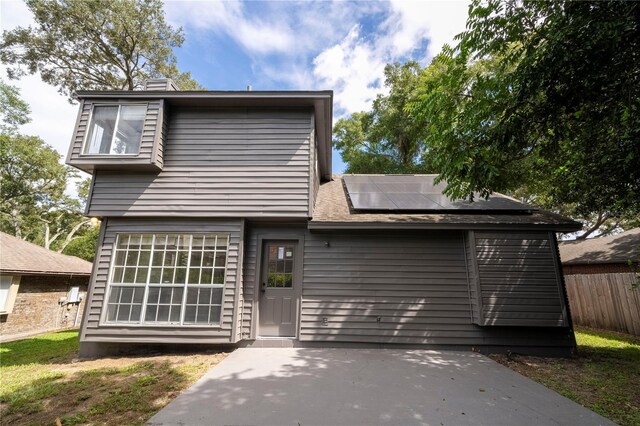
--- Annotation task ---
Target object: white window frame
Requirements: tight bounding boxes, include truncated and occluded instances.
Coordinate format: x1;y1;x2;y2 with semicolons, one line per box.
0;275;20;314
101;233;228;327
81;103;148;156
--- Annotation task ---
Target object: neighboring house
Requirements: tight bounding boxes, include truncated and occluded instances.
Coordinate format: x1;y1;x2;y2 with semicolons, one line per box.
0;232;92;341
560;229;640;336
560;228;640;274
67;79;581;357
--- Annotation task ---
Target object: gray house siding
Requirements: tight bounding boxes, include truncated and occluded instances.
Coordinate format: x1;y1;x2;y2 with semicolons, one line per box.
296;230;573;349
66;100;164;173
86;107;313;218
473;231;568;327
80;218;243;344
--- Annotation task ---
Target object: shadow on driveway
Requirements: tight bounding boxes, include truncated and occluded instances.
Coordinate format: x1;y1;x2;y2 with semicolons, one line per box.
148;348;613;426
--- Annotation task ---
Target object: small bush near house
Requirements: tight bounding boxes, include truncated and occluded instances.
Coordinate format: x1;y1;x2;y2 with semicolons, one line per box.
492;327;640;426
0;330;227;425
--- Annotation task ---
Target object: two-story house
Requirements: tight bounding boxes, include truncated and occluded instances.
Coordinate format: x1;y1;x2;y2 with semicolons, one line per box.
68;79;581;357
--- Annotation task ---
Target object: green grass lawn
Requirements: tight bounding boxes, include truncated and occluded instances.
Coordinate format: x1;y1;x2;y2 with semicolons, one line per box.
493;326;640;426
0;330;227;425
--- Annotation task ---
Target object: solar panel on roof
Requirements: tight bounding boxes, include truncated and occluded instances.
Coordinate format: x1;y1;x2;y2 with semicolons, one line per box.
343;175;537;213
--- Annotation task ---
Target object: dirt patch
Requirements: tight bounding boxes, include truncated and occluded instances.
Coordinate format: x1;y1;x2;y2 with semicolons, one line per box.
1;351;228;426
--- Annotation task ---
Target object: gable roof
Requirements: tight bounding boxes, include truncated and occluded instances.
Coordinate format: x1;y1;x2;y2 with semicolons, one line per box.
559;228;640;265
309;175;581;231
0;232;92;276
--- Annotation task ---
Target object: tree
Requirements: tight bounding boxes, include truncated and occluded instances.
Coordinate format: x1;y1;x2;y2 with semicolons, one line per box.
410;0;640;232
0;79;30;133
333;62;434;174
0;134;92;250
1;0;202;100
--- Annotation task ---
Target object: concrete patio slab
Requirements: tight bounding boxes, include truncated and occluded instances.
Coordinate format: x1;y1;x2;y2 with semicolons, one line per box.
148;348;614;426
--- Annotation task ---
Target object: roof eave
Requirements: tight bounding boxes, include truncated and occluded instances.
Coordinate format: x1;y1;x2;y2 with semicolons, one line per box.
308;221;583;232
0;269;91;276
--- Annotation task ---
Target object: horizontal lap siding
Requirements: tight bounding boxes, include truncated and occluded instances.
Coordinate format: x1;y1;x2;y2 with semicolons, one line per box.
87;108;312;217
81;218;242;344
475;231;567;327
301;232;476;344
299;231;573;348
68;100;162;168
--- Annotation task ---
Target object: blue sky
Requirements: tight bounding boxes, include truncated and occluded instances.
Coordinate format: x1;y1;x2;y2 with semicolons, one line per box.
1;0;470;175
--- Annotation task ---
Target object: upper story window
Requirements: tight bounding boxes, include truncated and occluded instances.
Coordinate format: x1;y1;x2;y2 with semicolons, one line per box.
83;105;146;155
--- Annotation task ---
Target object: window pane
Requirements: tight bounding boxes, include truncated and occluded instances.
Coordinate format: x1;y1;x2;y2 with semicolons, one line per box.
112;267;124;283
213;269;225;284
147;287;160;304
210;306;222;324
169;306;181;322
117;305;131;322
211;288;223;305
84;106;118;154
198;288;212;304
108;287;121;303
111;105;145;154
172;288;184;304
130;304;142;322
106;304;117;321
196;306;209;323
186;288;198;304
146;305;157;322
184;306;196;323
157;305;170;322
133;288;145;304
121;287;134;303
159;288;172;304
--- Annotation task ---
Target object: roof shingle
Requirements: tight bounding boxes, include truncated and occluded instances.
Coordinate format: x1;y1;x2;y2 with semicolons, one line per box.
0;232;92;276
310;175;581;231
559;228;640;265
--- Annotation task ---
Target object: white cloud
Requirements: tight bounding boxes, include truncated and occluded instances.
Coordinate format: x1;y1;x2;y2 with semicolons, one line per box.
387;0;469;59
313;26;386;113
165;1;296;55
312;0;469;116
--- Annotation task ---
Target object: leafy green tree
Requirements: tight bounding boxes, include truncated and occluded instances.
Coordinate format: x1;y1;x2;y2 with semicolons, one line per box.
410;0;640;233
0;133;93;251
0;79;30;134
1;0;202;100
63;224;99;261
334;62;434;174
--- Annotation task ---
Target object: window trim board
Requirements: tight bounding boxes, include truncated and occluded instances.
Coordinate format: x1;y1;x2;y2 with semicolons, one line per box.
80;102;149;157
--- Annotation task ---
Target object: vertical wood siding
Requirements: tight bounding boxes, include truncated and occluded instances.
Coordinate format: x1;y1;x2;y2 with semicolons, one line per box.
80;218;243;344
67;100;163;170
566;273;640;336
297;231;573;348
474;231;568;327
87;107;313;217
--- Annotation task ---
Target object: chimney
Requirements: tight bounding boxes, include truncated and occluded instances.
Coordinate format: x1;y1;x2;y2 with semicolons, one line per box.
143;78;180;91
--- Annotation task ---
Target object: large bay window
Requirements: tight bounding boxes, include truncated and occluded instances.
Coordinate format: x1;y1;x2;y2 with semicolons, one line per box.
105;234;228;326
83;105;146;155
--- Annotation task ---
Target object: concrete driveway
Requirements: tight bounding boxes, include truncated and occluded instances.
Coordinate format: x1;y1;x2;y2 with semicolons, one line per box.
148;348;613;426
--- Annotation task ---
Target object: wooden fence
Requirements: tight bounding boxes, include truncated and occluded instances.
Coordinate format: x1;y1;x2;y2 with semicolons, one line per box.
565;273;640;336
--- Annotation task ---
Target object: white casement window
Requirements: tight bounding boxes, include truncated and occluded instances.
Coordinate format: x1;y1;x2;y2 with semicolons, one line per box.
105;234;228;326
83;105;146;155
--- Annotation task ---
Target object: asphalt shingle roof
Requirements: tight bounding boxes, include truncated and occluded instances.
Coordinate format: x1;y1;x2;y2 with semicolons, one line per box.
0;232;92;276
559;228;640;265
310;175;581;231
